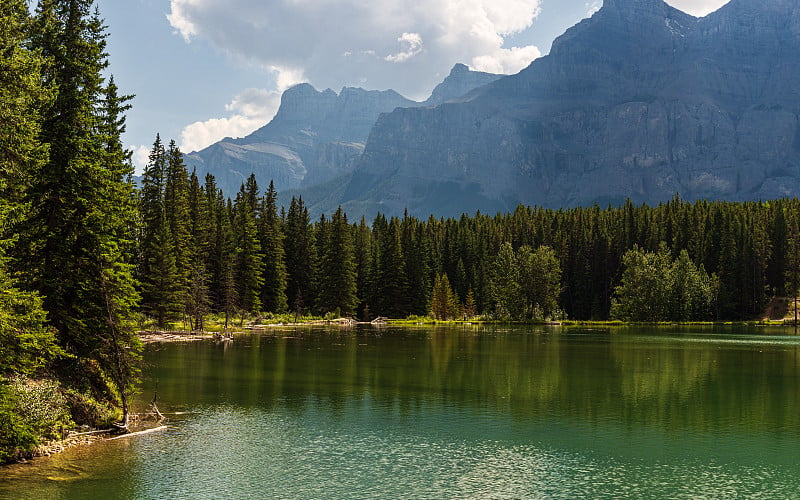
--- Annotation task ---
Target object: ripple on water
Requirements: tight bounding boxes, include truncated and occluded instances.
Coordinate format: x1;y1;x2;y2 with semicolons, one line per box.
96;405;800;499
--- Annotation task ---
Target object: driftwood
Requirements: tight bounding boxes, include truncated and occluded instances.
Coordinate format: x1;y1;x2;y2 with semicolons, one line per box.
107;426;168;440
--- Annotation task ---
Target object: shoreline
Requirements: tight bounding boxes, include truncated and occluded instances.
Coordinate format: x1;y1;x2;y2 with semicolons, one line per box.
138;319;800;344
13;420;168;464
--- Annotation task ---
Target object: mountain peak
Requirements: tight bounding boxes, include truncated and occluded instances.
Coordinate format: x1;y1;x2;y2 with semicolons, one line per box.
424;64;502;106
449;63;470;75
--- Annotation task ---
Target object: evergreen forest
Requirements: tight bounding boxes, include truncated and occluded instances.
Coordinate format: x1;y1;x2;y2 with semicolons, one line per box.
137;155;800;326
3;0;800;463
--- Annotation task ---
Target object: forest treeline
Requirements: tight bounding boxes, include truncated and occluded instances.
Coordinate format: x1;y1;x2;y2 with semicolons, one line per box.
138;132;800;325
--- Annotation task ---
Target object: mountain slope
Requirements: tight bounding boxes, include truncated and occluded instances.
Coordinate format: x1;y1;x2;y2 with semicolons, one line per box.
184;64;501;195
330;0;800;219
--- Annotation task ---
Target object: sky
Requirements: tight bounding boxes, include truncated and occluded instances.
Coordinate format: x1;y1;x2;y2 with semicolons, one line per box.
99;0;730;172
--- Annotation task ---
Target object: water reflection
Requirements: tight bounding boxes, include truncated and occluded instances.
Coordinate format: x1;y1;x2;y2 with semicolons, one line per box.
4;325;800;498
144;325;800;437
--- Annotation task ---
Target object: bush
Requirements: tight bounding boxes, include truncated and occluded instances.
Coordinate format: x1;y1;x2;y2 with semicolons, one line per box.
0;377;73;463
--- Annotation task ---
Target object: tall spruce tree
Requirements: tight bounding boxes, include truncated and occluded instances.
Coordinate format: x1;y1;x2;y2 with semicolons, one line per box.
164;140;192;319
285;197;316;317
315;207;358;316
353;217;373;320
139;136;181;327
186;171;211;330
21;0;141;419
232;185;264;317
0;0;60;384
259;180;288;313
373;217;410;318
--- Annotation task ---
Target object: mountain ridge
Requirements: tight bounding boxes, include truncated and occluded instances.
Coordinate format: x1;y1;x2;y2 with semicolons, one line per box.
183;64;502;195
320;0;800;219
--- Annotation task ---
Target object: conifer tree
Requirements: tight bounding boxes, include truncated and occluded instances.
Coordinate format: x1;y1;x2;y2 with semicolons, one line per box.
259;180;288;313
186;171;211;330
139;136;181;327
21;0;142;417
0;0;59;378
404;219;432;316
232;185;264;317
217;198;238;328
285;197;316;316
353;217;373;320
785;217;800;323
374;217;410;318
164;140;192;314
431;273;460;320
315;207;358;316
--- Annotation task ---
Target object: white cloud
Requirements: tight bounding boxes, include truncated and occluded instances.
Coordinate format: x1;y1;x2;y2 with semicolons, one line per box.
585;1;602;17
385;32;423;63
131;145;151;175
179;87;282;153
665;0;729;17
272;66;306;91
166;0;198;42
167;0;544;100
472;45;542;75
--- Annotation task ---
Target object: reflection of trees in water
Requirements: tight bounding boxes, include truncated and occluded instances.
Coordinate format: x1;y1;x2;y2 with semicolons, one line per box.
610;338;720;430
144;328;800;433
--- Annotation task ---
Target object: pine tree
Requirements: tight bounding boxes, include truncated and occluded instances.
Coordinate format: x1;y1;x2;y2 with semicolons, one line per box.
785;216;800;323
285;197;316;315
186;171;211;330
232;185;264;317
404;219;431;316
0;0;59;379
138;136;181;327
430;273;459;320
164;140;192;318
353;216;373;319
315;207;358;316
21;0;142;419
374;217;410;318
218;198;238;329
259;180;288;313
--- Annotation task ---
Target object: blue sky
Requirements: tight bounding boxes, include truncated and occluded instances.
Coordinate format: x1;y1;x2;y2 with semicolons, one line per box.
99;0;729;172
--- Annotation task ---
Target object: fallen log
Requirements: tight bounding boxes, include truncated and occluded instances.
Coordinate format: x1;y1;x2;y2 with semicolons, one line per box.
107;425;168;441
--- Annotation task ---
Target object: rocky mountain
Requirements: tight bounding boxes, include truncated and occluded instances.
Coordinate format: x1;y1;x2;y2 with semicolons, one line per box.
323;0;800;219
423;63;501;106
184;64;501;195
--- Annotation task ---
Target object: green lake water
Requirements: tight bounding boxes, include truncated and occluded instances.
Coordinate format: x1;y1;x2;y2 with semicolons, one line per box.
3;325;800;498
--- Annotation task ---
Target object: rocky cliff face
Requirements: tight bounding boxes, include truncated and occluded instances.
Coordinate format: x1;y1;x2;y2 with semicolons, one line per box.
184;65;500;195
332;0;800;218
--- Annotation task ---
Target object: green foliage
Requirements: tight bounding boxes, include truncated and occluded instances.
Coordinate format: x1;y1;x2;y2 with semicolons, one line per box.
315;207;358;316
430;273;460;320
372;217;411;317
0;268;61;377
0;377;72;463
611;244;715;322
233;184;264;314
259;180;288;313
488;243;562;321
517;245;562;320
489;243;523;320
284;197;316;315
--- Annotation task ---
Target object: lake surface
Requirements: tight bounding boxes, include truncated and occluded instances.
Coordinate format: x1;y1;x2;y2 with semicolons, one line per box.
3;325;800;498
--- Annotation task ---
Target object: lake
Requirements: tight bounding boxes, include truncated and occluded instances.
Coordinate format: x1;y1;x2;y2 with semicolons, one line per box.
2;325;800;498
